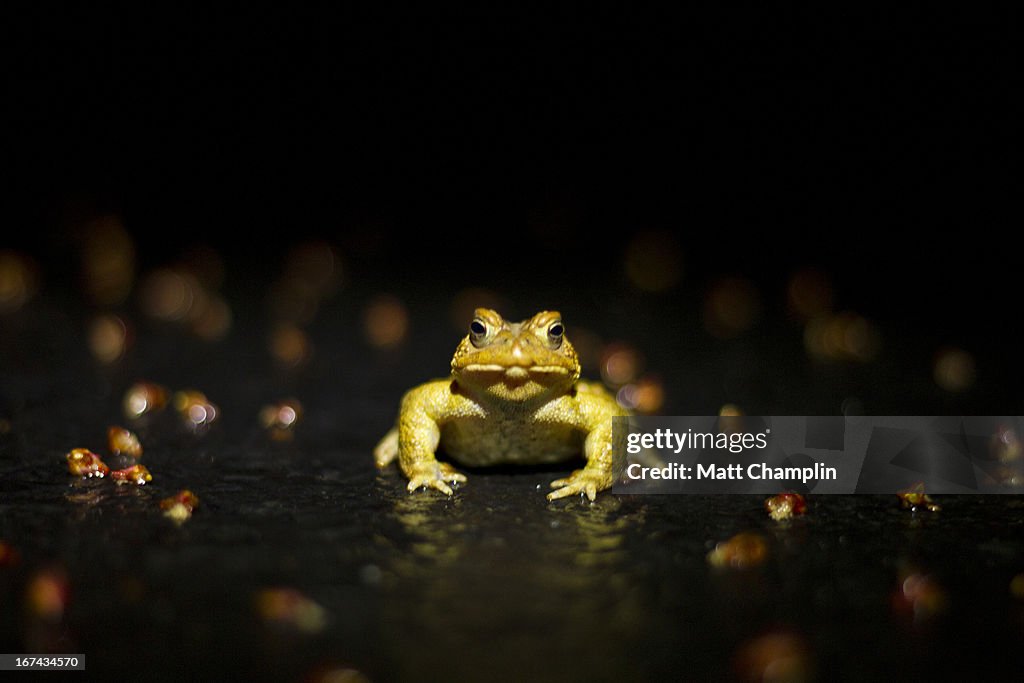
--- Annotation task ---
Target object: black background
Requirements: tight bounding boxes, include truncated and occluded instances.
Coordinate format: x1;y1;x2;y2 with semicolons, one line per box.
8;5;1014;329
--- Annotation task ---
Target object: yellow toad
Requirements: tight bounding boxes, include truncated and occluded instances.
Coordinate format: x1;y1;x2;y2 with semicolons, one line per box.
375;309;627;500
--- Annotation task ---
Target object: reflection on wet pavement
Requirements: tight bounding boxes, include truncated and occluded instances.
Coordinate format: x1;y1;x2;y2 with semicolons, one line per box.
378;477;648;681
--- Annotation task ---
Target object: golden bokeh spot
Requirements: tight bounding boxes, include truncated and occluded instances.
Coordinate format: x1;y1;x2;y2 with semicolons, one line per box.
81;216;136;306
123;382;169;419
733;631;812;683
615;376;665;414
260;399;304;440
174;390;219;428
139;269;197;321
0;251;39;313
600;344;644;387
624;231;683;292
25;570;69;621
933;347;975;392
284;241;340;297
990;426;1021;463
704;277;761;339
787;268;834;320
364;295;409;348
256;588;327;634
191;294;233;341
108;426;143;458
804;312;880;362
270;324;312;368
1010;573;1024;600
707;531;768;569
898;571;948;620
88;314;129;364
717;405;747;435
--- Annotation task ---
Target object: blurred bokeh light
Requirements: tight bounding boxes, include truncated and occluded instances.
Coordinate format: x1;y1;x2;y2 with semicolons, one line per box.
174;390;219;429
161;490;200;525
624;230;682;292
364;295;409;349
704;277;761;339
108;425;143;458
718;405;746;434
896;571;948;622
191;293;232;341
787;267;834;320
25;569;69;621
0;250;39;314
140;268;198;322
933;347;976;392
123;381;169;420
707;531;768;569
0;540;20;567
733;630;812;683
260;398;303;441
270;324;313;368
600;343;644;387
267;241;341;326
804;312;881;362
81;216;136;307
87;314;129;364
284;241;340;298
990;425;1021;463
137;260;232;340
615;376;665;413
1010;574;1024;600
256;587;327;634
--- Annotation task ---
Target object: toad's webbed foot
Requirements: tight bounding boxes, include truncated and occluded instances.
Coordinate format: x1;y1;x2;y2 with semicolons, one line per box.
406;461;467;496
547;468;611;502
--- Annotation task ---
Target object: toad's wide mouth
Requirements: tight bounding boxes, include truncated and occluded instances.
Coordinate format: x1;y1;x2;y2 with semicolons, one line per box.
459;364;572;377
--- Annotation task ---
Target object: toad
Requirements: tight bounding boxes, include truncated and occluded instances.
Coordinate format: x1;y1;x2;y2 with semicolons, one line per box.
375;309;627;500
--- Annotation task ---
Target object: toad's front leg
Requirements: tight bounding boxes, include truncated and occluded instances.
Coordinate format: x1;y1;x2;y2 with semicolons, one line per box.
547;426;615;501
546;393;625;502
395;380;470;496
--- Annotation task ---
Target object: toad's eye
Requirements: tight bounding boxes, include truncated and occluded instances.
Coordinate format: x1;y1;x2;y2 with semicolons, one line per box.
547;321;564;346
469;319;488;346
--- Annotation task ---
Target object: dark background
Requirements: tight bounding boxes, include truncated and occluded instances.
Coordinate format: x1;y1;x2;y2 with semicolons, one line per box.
8;5;1015;319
